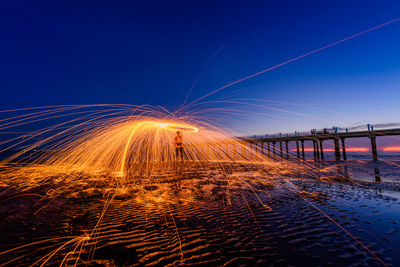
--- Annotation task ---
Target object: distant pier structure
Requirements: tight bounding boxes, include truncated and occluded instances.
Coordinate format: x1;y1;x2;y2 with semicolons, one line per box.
242;128;400;161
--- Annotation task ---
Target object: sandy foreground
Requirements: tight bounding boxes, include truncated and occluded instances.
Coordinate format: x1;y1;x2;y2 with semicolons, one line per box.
0;161;399;266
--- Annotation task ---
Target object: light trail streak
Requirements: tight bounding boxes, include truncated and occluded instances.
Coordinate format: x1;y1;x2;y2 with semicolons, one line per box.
0;105;393;266
168;210;184;260
180;17;400;112
244;180;272;211
279;180;388;267
182;40;230;106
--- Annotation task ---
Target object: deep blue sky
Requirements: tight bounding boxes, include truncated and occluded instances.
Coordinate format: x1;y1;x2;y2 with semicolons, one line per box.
1;0;400;134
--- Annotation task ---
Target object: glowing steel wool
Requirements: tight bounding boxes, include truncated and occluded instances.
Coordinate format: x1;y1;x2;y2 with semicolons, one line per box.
118;120;198;175
0;105;389;266
158;121;199;133
0;106;270;182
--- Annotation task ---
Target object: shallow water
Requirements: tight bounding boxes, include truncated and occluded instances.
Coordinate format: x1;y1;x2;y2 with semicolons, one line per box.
0;162;399;266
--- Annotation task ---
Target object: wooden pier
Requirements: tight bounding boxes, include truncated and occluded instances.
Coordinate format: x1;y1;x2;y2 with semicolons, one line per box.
243;128;400;161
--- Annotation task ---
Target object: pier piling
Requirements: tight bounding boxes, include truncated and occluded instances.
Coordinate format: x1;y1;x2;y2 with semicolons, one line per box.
370;136;378;161
285;141;289;159
319;140;324;160
313;140;317;161
244;127;399;162
334;138;341;161
341;138;347;160
296;140;300;159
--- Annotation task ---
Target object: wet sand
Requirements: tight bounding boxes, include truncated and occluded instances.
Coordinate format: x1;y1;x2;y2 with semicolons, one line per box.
0;162;399;266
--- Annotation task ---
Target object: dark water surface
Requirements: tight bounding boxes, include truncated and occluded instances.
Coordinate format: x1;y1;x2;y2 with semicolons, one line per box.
0;161;399;266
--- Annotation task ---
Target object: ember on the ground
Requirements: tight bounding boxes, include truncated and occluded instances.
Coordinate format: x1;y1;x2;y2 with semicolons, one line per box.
0;162;399;266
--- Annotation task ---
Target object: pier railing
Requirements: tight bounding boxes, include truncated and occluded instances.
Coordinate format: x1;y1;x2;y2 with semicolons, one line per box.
241;128;400;161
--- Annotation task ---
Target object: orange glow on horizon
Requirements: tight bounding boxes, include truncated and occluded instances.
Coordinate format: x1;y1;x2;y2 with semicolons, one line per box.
345;147;369;152
290;147;369;152
383;146;400;152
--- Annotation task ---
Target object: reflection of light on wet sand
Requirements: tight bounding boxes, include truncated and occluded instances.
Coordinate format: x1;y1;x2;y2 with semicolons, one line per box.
0;105;398;266
1;162;399;266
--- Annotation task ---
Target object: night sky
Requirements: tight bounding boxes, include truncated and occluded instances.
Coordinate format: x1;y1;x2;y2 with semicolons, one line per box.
1;0;400;135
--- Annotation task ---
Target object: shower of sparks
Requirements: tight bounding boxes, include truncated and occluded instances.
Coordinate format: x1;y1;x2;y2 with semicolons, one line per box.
0;104;390;266
1;18;399;266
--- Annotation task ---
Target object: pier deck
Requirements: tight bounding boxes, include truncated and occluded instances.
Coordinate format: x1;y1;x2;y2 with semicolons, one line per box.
244;128;400;161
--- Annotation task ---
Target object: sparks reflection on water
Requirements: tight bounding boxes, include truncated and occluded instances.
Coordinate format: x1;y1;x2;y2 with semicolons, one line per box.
1;17;399;264
0;105;397;265
0;105;280;265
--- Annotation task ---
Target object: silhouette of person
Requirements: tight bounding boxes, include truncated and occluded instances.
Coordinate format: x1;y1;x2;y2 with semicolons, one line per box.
174;131;184;161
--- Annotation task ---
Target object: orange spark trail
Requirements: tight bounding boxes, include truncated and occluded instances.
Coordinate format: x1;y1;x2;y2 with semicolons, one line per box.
181;17;400;112
279;180;388;267
182;40;230;106
0;104;393;265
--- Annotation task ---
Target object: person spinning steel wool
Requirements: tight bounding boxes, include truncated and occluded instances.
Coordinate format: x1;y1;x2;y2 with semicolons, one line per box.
174;131;184;161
